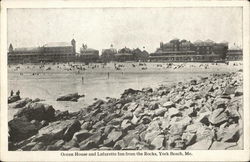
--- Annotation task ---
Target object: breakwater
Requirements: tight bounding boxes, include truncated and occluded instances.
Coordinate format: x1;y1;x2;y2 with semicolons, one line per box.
8;71;243;150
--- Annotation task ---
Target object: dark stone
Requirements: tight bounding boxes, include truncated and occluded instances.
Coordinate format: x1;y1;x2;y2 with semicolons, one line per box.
14;102;55;122
62;120;81;142
8;95;21;104
9;117;39;142
9;98;32;109
56;93;84;102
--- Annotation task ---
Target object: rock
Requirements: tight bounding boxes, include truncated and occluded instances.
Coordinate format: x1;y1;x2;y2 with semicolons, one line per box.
68;147;80;151
14;102;55;122
50;140;65;150
9;117;39;142
151;135;164;149
121;119;133;130
55;110;69;120
144;130;161;143
113;140;126;150
185;123;203;133
131;115;140;125
121;88;140;97
31;142;45;151
79;141;98;150
61;139;79;150
140;116;152;124
72;130;92;143
142;87;153;93
9;98;32;109
209;108;228;126
81;121;92;130
20;142;37;151
56;93;84;102
8;95;21;103
36;120;78;143
40;120;49;127
168;108;181;118
195;111;211;126
182;132;196;146
186;138;212;150
149;102;159;110
223;86;236;95
163;101;175;108
126;102;138;112
190;79;197;85
210;141;237;150
154;107;168;117
62;120;81;142
217;124;240;143
105;130;123;144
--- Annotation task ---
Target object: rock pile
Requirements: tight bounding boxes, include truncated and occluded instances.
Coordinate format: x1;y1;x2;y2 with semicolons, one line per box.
56;93;85;102
8;71;243;150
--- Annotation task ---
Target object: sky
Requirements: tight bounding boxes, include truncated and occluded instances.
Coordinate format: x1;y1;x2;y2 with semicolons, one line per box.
7;7;242;53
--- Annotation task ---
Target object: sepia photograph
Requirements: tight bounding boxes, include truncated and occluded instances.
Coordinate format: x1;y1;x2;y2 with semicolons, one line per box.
1;0;249;161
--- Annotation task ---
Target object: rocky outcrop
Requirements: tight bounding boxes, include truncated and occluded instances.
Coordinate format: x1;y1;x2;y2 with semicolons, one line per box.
56;93;84;102
14;102;55;121
8;95;21;103
9;98;32;109
8;71;243;151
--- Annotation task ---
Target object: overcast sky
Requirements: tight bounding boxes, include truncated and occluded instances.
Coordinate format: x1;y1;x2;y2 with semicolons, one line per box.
7;7;242;53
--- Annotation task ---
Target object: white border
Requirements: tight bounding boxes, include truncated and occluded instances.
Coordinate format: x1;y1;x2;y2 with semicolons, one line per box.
1;0;249;161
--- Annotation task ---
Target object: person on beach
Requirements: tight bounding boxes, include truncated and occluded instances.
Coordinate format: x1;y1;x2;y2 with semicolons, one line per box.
108;72;110;79
16;90;20;96
10;90;14;96
82;76;84;83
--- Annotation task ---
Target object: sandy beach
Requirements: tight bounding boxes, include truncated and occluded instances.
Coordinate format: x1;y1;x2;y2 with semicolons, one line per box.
8;61;243;74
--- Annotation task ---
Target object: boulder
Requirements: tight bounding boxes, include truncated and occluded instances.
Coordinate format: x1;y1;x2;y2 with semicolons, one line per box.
209;141;237;150
144;130;161;143
14;102;55;122
62;120;81;142
151;135;164;149
190;79;197;85
223;86;236;95
142;87;153;93
163;101;175;108
154;107;168;117
186;138;212;150
217;124;240;143
8;95;21;103
182;132;196;146
56;93;84;102
9;117;39;142
36;120;78;143
72;130;93;143
121;88;140;97
121;119;133;130
209;108;228;126
9;98;32;109
168;108;181;118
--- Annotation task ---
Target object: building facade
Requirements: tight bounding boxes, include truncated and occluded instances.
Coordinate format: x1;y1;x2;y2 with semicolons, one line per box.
77;44;99;63
8;39;76;64
150;39;228;62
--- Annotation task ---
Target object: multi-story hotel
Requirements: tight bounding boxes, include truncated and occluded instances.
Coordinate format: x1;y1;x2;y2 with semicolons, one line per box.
8;39;76;64
149;39;229;62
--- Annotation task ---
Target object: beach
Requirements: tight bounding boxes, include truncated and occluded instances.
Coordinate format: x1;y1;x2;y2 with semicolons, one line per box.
8;62;242;120
7;62;243;150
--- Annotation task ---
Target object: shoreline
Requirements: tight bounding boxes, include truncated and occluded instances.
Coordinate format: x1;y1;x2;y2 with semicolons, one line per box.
8;62;243;74
8;70;243;151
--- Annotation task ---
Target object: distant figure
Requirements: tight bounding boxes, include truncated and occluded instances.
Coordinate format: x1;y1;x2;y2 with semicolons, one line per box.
10;90;14;96
82;76;84;83
108;72;110;79
16;90;20;96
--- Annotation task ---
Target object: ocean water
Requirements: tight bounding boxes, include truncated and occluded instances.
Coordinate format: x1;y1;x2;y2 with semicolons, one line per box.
8;71;211;120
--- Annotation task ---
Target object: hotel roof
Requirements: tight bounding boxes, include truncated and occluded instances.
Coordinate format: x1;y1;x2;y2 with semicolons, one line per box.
43;42;72;47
